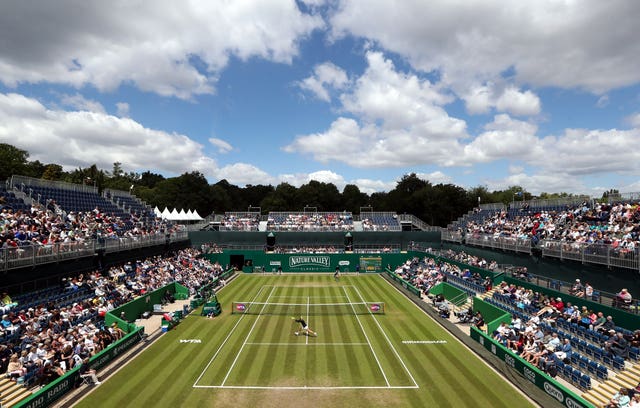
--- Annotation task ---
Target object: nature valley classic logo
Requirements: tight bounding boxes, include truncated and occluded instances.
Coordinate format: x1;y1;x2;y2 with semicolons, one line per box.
289;256;331;269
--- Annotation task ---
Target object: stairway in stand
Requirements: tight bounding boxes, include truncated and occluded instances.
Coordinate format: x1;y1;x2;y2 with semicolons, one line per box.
0;377;32;407
582;362;640;407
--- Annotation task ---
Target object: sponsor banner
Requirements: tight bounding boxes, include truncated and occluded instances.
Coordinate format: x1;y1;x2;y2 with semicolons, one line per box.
338;260;350;266
288;255;331;271
269;261;281;266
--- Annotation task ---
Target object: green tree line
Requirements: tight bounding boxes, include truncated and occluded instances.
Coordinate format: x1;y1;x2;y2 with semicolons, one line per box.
0;143;583;227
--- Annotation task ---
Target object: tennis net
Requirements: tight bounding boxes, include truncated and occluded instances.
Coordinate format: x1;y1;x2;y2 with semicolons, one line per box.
231;301;385;315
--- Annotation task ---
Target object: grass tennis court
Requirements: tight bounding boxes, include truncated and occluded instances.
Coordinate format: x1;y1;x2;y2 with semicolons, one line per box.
76;274;534;408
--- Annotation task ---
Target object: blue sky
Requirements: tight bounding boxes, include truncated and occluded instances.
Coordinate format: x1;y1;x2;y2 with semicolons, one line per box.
1;1;639;196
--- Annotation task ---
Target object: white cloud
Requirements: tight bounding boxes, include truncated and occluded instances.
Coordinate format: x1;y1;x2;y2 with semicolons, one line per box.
286;51;468;167
596;94;610;108
495;87;541;116
626;112;640;128
330;1;640;94
0;1;323;99
60;93;105;114
0;92;220;176
209;137;233;154
461;83;540;116
297;62;348;102
415;171;452;185
116;102;129;118
214;163;273;185
463;114;541;163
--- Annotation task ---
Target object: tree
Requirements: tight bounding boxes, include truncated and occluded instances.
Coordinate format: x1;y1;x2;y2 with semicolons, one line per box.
111;162;124;178
341;184;369;213
41;164;64;180
0;143;29;181
138;171;165;188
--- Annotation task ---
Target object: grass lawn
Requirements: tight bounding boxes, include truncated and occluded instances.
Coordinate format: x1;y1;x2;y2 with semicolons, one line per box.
76;274;534;408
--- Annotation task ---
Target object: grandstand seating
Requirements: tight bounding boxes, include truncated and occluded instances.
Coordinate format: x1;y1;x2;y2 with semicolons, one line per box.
361;212;401;231
0;186;29;212
267;212;353;231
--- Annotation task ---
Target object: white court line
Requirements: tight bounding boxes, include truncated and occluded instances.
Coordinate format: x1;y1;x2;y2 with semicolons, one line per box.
193;385;419;390
270;296;348;299
220;286;277;386
192;285;269;387
244;342;369;346
352;284;419;388
306;296;310;345
342;286;390;387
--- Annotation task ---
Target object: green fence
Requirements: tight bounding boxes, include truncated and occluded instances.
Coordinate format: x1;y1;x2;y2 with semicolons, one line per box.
205;251;408;274
472;297;511;334
429;282;467;306
470;327;594;408
105;282;188;328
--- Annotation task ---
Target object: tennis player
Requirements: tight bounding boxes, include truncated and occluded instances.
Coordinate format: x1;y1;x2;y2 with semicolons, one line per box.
334;266;340;282
292;316;317;337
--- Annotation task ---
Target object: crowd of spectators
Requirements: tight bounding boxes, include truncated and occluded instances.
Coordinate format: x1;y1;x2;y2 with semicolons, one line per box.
391;246;640;397
0;202;179;256
219;213;260;231
266;212;353;231
1;248;224;388
464;200;640;253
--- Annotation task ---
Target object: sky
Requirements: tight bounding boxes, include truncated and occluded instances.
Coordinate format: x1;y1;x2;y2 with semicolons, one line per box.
1;1;639;196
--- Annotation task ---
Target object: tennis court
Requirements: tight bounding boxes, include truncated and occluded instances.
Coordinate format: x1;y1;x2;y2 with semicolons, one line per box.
76;274;534;408
194;284;417;389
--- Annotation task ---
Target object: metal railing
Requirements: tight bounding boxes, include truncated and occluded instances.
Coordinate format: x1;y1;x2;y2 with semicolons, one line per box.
464;233;532;255
540;240;640;272
441;229;463;243
11;175;98;194
0;231;189;271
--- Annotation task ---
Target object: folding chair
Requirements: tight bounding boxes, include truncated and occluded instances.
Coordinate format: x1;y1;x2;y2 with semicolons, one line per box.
80;374;94;386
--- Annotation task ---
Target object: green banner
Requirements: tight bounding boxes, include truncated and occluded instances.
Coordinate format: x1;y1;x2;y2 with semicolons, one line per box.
205;251;408;273
470;327;594;408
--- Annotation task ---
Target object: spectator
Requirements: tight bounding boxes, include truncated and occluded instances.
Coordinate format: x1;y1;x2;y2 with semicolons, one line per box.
606;332;629;359
607;388;630;408
614;289;633;309
78;357;100;385
569;279;584;297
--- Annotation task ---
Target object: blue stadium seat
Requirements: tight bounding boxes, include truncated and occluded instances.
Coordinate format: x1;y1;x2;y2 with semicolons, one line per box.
596;365;608;380
612;356;625;371
563;365;573;379
579;374;591;390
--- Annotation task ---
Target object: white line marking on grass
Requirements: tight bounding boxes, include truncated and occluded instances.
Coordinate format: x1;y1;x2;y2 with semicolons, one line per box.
402;340;448;344
352;284;419;389
192;285;269;388
306;296;310;345
220;286;277;387
342;286;390;387
193;385;419;390
244;342;369;346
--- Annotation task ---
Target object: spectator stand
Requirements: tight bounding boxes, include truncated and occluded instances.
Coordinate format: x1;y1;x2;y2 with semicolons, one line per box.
266;211;353;232
405;247;640;407
359;211;401;231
